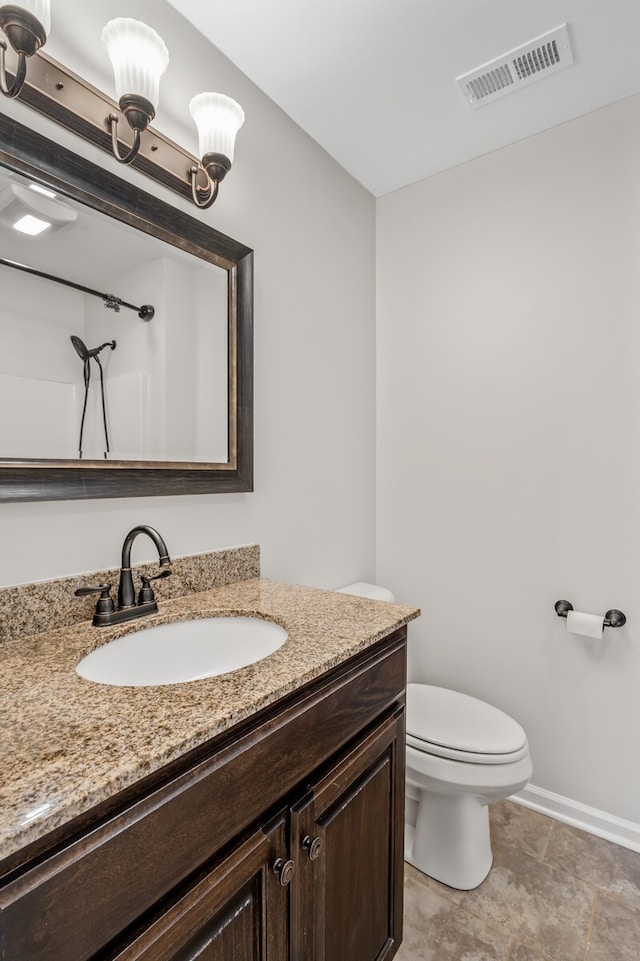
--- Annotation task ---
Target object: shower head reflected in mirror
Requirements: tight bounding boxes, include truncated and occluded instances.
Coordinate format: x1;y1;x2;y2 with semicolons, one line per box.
70;336;116;360
70;335;116;459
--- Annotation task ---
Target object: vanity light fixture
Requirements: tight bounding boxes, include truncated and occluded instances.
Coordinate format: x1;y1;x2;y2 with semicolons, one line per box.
189;92;245;209
101;18;169;166
0;10;244;210
0;0;50;98
102;17;244;203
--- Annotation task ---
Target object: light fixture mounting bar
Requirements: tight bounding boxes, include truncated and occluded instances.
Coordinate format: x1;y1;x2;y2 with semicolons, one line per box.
10;50;208;202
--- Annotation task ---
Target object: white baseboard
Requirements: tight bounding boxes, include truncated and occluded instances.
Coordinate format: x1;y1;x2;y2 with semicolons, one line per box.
511;783;640;853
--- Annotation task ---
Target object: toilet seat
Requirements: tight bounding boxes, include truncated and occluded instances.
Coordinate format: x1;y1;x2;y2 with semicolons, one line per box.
407;684;529;765
406;732;529;764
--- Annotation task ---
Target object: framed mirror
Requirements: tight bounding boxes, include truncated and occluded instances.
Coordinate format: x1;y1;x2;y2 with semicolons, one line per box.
0;113;253;502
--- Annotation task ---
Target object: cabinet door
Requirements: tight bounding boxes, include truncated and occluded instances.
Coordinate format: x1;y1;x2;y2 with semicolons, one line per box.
109;814;290;961
291;709;405;961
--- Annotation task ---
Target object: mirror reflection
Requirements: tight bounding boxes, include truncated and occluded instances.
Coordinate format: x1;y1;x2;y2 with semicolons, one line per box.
0;167;228;464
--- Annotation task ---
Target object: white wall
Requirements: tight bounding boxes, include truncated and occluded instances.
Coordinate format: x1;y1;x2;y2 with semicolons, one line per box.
9;0;637;831
0;0;376;591
377;95;640;824
0;270;81;458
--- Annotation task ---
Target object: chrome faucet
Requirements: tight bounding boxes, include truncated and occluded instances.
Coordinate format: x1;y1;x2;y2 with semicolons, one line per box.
75;525;172;626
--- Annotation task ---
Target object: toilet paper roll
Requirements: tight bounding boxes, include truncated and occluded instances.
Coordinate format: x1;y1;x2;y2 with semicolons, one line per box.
567;610;604;639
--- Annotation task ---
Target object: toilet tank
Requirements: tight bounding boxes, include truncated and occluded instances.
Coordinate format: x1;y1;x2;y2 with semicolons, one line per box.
336;582;396;603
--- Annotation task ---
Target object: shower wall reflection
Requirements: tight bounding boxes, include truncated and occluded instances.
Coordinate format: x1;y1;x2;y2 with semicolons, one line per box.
0;169;228;463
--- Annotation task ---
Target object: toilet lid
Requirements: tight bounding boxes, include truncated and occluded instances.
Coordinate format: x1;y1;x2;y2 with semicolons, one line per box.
406;684;528;763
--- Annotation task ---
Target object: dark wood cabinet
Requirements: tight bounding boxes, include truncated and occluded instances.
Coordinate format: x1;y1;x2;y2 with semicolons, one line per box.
109;814;290;961
291;711;405;961
0;629;406;961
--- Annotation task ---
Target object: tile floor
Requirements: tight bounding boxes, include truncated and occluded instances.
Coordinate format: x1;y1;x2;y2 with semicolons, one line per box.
397;800;640;961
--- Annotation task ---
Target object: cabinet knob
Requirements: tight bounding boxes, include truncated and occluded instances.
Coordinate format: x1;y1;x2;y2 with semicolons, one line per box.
302;835;323;861
273;857;296;886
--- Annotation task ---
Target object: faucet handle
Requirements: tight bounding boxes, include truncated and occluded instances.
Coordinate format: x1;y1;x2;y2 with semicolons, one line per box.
74;583;115;616
137;569;172;605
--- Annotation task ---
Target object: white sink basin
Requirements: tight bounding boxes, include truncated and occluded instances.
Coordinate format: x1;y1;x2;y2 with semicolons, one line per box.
76;616;288;687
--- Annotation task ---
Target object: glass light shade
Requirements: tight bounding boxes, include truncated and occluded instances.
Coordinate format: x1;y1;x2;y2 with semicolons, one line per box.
101;18;169;110
189;92;244;164
19;0;51;35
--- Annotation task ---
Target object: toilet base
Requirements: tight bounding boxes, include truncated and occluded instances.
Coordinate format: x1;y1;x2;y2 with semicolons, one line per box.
405;790;493;890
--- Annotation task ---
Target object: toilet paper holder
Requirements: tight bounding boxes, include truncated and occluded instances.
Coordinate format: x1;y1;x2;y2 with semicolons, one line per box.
554;600;626;628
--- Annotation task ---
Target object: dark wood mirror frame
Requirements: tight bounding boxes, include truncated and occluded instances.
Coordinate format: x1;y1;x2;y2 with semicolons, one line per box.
0;113;253;502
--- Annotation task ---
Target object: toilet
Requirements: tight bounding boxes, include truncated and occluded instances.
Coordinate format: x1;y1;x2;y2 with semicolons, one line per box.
405;682;532;889
337;582;533;891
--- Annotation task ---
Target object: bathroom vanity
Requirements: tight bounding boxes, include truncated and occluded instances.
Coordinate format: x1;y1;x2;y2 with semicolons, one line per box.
0;561;419;961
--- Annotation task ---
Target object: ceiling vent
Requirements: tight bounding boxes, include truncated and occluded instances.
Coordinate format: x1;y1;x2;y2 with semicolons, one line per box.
456;24;574;109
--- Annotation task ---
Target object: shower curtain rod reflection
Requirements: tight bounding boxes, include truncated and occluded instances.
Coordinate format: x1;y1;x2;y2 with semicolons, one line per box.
0;257;155;320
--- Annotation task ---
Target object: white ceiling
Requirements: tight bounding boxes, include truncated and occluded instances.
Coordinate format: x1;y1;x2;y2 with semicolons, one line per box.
166;0;640;196
0;169;204;290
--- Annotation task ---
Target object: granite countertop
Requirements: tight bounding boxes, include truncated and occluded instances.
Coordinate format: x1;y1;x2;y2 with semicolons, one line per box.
0;577;419;862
